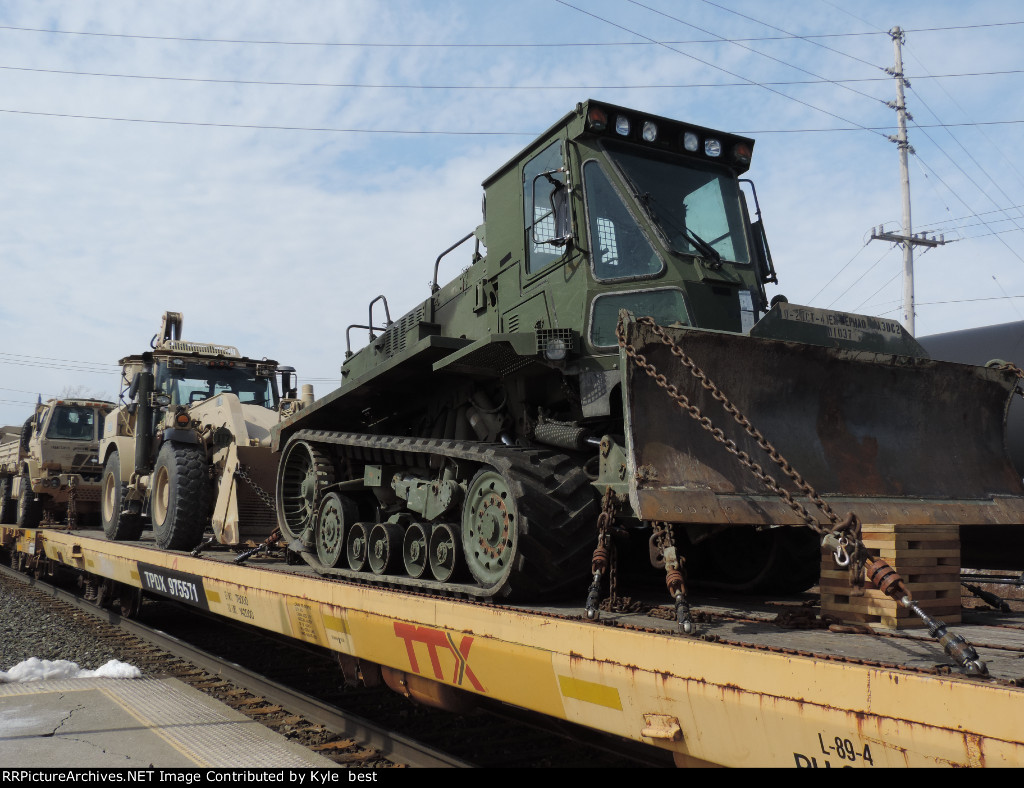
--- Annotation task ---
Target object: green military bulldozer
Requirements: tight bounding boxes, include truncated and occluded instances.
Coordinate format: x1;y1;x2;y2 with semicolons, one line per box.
271;100;1024;606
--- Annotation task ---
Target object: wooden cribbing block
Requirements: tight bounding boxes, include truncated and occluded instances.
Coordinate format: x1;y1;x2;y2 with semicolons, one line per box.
820;523;960;629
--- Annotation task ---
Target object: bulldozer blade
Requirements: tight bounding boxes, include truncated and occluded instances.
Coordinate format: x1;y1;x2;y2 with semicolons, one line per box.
621;315;1024;529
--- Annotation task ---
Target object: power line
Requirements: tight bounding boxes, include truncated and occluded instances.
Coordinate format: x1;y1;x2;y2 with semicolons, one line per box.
0;107;539;135
912;151;1024;266
555;0;890;140
0;351;115;369
808;242;869;304
4;63;1021;90
875;293;1024;317
825;246;896;310
622;0;888;116
693;0;881;70
917;204;1024;231
852;271;902;314
0;21;1019;47
3;105;1023;136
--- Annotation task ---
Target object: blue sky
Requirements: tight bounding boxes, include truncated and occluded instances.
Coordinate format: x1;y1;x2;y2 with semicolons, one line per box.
0;0;1022;426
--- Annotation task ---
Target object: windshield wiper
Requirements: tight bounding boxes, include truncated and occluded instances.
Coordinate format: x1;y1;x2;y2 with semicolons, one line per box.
682;226;722;267
619;170;721;266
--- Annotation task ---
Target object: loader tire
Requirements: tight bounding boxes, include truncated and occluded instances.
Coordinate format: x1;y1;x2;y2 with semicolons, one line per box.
0;477;14;525
101;452;143;541
150;441;211;551
16;473;43;529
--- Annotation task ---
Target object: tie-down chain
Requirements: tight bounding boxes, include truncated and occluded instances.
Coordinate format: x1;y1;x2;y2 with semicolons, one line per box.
597;315;987;675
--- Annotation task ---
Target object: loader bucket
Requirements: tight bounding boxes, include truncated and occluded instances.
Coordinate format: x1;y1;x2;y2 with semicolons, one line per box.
620;306;1024;531
212;443;278;544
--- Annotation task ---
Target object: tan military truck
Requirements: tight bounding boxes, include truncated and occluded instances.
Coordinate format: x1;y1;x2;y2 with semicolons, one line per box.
99;311;310;551
0;398;116;528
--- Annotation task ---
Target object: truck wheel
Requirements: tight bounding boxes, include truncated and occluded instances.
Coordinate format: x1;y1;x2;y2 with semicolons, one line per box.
150;441;211;551
19;418;33;451
0;477;14;525
16;473;43;528
101;452;143;541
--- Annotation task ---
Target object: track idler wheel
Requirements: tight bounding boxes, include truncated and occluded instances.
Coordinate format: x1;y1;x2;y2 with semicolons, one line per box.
368;523;403;575
316;492;357;569
428;523;461;582
277;440;335;544
402;522;429;579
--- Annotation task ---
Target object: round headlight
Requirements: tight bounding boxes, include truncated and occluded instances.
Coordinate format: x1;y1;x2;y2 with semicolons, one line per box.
642;121;657;142
544;337;568;362
682;131;699;152
614;115;631;136
705;138;722;157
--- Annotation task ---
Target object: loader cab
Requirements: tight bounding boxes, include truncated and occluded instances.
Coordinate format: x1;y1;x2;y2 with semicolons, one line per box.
155;356;281;410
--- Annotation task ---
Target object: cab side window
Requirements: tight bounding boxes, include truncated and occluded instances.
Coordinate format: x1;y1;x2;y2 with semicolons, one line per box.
524;141;566;274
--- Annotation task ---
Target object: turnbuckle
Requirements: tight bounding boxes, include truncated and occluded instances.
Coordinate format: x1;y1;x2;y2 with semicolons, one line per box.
866;557;988;676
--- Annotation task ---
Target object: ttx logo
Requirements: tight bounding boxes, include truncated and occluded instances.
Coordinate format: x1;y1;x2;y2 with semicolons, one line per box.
393;622;485;692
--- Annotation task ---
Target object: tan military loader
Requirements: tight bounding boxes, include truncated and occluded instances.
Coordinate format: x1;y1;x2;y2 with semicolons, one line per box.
0;398;115;528
99;311;310;550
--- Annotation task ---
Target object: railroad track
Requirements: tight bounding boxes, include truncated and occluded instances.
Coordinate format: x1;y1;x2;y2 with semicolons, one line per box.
0;563;467;768
0;561;669;768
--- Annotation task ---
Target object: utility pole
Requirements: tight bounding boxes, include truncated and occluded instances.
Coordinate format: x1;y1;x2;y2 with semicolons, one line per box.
869;27;947;337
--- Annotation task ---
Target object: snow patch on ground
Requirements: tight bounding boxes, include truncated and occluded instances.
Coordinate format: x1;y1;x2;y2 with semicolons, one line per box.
0;657;141;683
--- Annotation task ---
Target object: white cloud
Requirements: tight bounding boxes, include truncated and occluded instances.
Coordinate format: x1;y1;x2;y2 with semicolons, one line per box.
0;0;1022;426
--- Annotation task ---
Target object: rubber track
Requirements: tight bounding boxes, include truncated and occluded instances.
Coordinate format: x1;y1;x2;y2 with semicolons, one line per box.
288;430;600;602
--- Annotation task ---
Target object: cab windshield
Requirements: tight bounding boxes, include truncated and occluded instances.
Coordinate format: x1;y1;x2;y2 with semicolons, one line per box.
604;142;750;265
155;361;278;409
46;405;100;441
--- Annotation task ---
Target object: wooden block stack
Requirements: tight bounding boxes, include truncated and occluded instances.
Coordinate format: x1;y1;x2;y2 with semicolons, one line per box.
819;524;961;629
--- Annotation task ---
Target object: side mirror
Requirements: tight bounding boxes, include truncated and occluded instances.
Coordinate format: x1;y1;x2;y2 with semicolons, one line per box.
550;181;572;244
531;169;572;248
278;365;295;397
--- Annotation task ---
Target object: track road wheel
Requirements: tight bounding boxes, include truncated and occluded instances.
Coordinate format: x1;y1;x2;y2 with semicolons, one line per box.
346;522;369;571
315;492;357;568
402;522;429;579
368;523;403;575
17;472;43;528
101;452;143;541
462;469;519;589
150;441;211;551
429;523;460;582
277;440;335;543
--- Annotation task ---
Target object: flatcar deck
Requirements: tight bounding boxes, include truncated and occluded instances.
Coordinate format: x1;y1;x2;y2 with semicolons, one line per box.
4;524;1024;768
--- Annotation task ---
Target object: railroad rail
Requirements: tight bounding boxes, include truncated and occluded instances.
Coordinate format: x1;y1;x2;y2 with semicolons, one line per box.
4;524;1024;767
